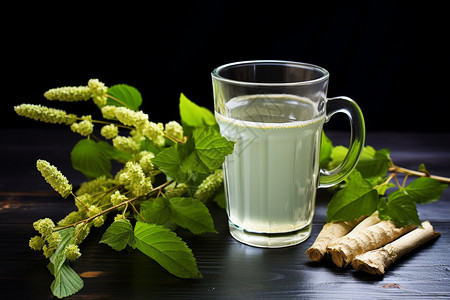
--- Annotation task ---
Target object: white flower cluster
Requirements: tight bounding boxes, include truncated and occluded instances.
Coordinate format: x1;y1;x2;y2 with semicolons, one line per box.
164;182;189;199
194;169;224;202
111;190;128;206
65;244;81;261
14;104;77;125
101;105;184;147
100;124;118;139
118;161;153;197
29;218;63;258
70;115;94;136
36;160;72;198
87;205;106;227
164;121;184;141
44;86;91;101
113;135;141;153
88;79;108;107
43;78;108;107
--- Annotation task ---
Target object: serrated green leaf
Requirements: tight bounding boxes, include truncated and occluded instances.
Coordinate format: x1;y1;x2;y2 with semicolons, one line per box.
139;198;172;225
179;93;216;131
357;147;391;178
404;177;447;204
50;262;84;299
327;170;379;222
329;146;391;179
71;139;112;179
378;191;421;227
374;182;396;195
134;221;202;278
193;127;235;172
106;84;142;110
169;197;217;234
100;219;135;251
151;144;188;183
152;126;234;184
179;137;211;175
49;227;75;275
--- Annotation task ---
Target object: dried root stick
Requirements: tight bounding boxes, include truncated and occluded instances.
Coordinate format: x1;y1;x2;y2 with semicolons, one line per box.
306;218;362;261
352;221;440;275
346;211;381;234
327;221;415;267
305;212;379;262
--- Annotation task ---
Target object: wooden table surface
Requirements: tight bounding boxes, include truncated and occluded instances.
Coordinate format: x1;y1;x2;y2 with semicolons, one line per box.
1;128;449;299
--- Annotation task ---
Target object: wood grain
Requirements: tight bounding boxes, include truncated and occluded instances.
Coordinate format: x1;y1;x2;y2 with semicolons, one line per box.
1;129;449;299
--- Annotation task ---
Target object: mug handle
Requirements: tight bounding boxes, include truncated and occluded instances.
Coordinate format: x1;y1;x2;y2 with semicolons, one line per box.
319;96;366;188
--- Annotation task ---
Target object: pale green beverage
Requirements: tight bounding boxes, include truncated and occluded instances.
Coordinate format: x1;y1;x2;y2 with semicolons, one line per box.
212;60;365;248
216;94;325;247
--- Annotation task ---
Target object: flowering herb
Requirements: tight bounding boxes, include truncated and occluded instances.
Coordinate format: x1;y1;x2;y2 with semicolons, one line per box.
16;80;234;298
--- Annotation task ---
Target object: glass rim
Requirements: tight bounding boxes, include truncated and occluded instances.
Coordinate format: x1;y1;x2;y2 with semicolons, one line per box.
211;60;330;86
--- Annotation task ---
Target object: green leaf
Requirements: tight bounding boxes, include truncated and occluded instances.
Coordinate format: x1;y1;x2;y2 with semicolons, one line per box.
139;197;216;234
329;145;348;166
71;139;112;179
357;147;391;178
329;146;391;179
404;177;447;204
106;84;142;110
47;228;83;298
374;182;396;195
327;170;379;222
152;126;234;184
50;262;84;299
169;197;217;234
378;191;421;227
178;136;211;176
179;93;216;135
134;221;202;278
48;227;75;275
418;163;430;175
100;219;135;251
192;127;235;172
151;144;189;183
139;198;172;225
319;131;333;168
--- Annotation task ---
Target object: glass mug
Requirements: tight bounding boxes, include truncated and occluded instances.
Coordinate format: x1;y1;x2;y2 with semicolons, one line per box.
211;60;365;248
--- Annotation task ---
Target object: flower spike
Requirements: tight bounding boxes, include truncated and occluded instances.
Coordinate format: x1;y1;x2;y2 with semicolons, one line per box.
36;160;72;198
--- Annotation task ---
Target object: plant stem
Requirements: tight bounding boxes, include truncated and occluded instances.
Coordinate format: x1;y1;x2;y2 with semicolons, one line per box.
130;202;146;222
54;180;174;231
375;173;396;190
389;164;450;184
71;192;90;212
87;118;134;130
89;185;122;199
164;133;186;144
106;94;132;109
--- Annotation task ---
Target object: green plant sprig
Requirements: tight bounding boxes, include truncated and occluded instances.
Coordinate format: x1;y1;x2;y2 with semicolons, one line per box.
18;80;233;298
389;164;450;184
54;179;174;232
321;138;449;227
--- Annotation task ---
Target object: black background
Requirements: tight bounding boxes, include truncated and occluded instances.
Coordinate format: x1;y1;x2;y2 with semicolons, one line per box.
3;1;448;132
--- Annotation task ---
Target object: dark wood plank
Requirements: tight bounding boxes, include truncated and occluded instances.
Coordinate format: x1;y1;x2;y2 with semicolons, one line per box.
1;129;449;299
1;217;448;299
